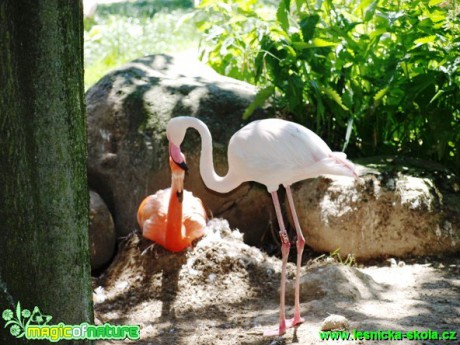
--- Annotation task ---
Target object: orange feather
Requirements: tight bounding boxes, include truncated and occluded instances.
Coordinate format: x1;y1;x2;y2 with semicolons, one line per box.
137;158;207;252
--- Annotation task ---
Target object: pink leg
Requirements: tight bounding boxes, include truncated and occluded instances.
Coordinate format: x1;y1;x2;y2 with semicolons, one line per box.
285;185;305;327
264;191;290;337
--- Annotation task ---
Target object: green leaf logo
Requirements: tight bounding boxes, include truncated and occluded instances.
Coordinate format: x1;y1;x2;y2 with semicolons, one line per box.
2;302;52;339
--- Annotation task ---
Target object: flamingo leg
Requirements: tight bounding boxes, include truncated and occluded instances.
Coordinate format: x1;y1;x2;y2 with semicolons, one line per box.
285;185;305;327
264;190;290;337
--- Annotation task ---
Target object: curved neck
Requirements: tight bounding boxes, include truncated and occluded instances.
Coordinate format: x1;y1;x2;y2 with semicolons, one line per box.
183;117;241;194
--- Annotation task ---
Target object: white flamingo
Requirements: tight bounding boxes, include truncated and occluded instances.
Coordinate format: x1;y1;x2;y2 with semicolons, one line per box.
167;116;357;336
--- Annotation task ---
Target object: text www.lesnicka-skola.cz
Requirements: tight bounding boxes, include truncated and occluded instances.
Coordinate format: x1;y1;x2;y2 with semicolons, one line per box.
320;329;457;341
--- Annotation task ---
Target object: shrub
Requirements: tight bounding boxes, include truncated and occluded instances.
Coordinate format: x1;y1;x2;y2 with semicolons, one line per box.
196;0;460;173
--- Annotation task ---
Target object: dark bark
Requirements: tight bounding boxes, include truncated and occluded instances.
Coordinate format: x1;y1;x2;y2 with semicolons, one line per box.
0;1;93;344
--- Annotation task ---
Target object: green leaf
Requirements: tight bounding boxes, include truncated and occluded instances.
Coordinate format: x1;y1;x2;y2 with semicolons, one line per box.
414;35;436;45
299;14;320;42
429;89;444;104
287;75;304;111
354;0;373;13
428;0;444;5
311;38;337;47
243;86;275;120
15;302;22;325
320;86;349;111
276;0;291;32
374;87;388;102
294;0;303;12
369;28;388;40
354;0;377;22
428;10;447;23
364;1;377;22
292;38;337;49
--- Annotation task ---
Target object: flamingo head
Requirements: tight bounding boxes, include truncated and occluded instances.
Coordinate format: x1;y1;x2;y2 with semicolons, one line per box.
167;118;188;171
169;143;188;171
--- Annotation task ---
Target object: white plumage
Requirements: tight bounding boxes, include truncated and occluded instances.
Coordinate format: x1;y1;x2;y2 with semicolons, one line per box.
167;116;357;336
167;117;357;193
226;118;356;191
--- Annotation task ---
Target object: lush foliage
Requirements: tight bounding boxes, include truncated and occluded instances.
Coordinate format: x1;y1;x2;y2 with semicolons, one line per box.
84;0;200;89
196;0;460;173
193;0;276;83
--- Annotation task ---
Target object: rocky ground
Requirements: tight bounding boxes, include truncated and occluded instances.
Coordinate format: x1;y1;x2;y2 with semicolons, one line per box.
93;219;460;345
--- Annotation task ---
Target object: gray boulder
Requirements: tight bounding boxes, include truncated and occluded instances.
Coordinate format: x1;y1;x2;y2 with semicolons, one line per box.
289;156;460;259
89;190;116;270
86;54;272;244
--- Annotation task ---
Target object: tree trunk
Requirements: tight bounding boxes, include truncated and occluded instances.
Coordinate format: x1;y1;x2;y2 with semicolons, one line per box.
0;1;93;344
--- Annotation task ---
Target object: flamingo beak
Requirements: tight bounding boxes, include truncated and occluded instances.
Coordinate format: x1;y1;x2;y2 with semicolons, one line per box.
169;143;189;171
177;161;189;171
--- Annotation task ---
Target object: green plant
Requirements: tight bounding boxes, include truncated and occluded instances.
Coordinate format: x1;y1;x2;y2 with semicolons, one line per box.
193;0;276;83
196;0;460;173
84;1;200;89
314;248;357;266
330;248;357;266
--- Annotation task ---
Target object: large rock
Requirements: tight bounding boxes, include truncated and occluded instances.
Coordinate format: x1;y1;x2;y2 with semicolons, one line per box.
289;156;460;259
86;54;273;244
286;264;386;303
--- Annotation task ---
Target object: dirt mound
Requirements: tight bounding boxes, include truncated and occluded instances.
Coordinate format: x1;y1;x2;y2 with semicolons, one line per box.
93;219;460;345
93;219;292;344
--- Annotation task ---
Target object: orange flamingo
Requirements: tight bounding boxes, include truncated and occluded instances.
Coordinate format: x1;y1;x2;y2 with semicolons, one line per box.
137;157;207;252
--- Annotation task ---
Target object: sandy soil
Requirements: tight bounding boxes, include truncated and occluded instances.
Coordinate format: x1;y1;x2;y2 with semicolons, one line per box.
93;219;460;345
